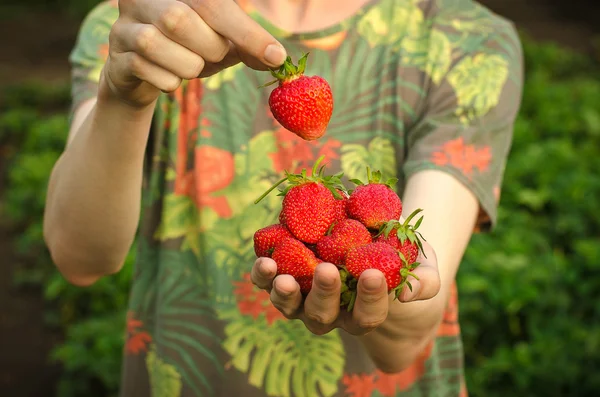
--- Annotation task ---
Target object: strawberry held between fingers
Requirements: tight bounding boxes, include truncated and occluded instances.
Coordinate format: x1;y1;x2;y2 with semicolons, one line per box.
253;224;293;258
272;237;321;295
344;242;420;309
254;156;347;244
262;53;334;141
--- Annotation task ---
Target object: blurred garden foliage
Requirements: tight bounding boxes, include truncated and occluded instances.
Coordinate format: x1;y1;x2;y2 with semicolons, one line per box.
1;32;600;397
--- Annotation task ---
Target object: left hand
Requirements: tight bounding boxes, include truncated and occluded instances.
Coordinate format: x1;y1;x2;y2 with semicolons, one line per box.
250;241;441;336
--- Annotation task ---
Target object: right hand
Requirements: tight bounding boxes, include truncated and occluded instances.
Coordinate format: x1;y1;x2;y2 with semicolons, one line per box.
103;0;288;107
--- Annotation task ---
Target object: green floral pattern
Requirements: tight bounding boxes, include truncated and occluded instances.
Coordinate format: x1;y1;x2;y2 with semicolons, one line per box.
69;0;523;396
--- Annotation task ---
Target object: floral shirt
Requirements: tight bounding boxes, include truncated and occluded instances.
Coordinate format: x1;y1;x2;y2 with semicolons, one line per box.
69;0;523;396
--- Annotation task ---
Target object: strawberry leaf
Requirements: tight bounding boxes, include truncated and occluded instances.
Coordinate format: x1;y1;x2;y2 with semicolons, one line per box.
297;52;309;74
414;215;424;230
385;177;399;188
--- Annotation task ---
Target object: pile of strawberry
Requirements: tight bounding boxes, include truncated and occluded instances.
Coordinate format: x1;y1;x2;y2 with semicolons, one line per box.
253;156;426;311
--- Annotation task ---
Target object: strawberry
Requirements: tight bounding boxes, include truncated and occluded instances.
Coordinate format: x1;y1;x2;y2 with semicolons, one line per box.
255;156;347;244
347;168;402;229
344;242;419;309
263;53;333;141
375;208;427;266
333;189;349;222
253;224;293;258
316;219;372;266
272;237;321;295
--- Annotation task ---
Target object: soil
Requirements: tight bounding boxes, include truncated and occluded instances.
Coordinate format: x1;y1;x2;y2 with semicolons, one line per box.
0;1;598;396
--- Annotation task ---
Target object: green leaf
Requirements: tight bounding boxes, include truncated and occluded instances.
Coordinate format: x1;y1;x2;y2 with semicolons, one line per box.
146;344;183;397
219;313;345;397
154;193;197;240
341;137;398;182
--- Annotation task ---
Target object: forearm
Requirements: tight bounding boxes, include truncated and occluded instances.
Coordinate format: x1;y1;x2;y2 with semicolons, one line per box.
358;290;446;372
43;76;155;284
357;169;479;372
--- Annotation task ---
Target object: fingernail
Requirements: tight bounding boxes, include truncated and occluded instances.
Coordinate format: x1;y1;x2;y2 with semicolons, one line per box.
363;276;383;292
264;43;286;66
275;280;292;297
278;287;292;297
260;261;274;277
318;273;336;288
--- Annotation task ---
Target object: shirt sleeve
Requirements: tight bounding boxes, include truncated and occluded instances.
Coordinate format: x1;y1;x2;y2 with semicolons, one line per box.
69;1;119;115
403;19;524;233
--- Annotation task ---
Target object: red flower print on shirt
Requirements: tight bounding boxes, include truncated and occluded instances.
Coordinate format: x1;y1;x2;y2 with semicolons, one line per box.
318;138;342;160
174;80;203;196
266;106;341;173
98;44;109;62
343;342;434;396
269;128;316;173
125;312;152;355
436;282;461;337
431;137;491;177
232;273;285;325
171;80;234;217
193;145;235;217
342;373;377;397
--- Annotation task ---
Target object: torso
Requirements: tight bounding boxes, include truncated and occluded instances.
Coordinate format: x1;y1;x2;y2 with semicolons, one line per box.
90;0;518;395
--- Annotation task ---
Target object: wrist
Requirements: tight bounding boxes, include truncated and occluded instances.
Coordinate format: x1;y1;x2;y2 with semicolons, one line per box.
356;299;443;372
357;319;436;373
98;63;158;113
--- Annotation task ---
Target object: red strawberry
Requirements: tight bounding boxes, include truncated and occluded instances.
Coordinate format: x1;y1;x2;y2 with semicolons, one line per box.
316;219;372;266
272;238;321;294
263;53;333;141
333;189;349;222
281;183;335;243
253;224;293;258
255;156;347;244
347;168;402;229
399;240;419;267
375;208;427;266
345;242;419;308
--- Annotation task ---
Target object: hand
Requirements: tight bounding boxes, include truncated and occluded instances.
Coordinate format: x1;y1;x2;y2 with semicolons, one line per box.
250;241;441;336
103;0;287;107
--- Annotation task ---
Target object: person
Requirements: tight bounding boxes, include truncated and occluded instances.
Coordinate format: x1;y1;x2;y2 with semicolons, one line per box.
43;0;523;395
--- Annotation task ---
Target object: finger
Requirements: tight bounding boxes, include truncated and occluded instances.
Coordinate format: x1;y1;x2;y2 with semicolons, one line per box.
116;22;205;80
199;41;245;78
399;260;440;302
110;51;182;93
399;242;440;302
270;275;303;318
183;0;287;68
351;269;389;333
132;1;231;64
251;257;277;291
303;263;341;327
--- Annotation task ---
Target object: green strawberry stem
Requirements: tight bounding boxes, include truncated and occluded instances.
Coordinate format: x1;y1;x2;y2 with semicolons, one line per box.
350;166;398;189
393;268;421;300
373;208;428;259
339;267;359;311
253;175;288;204
346;291;358;312
259;53;310;88
402;208;423;226
254;155;347;204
